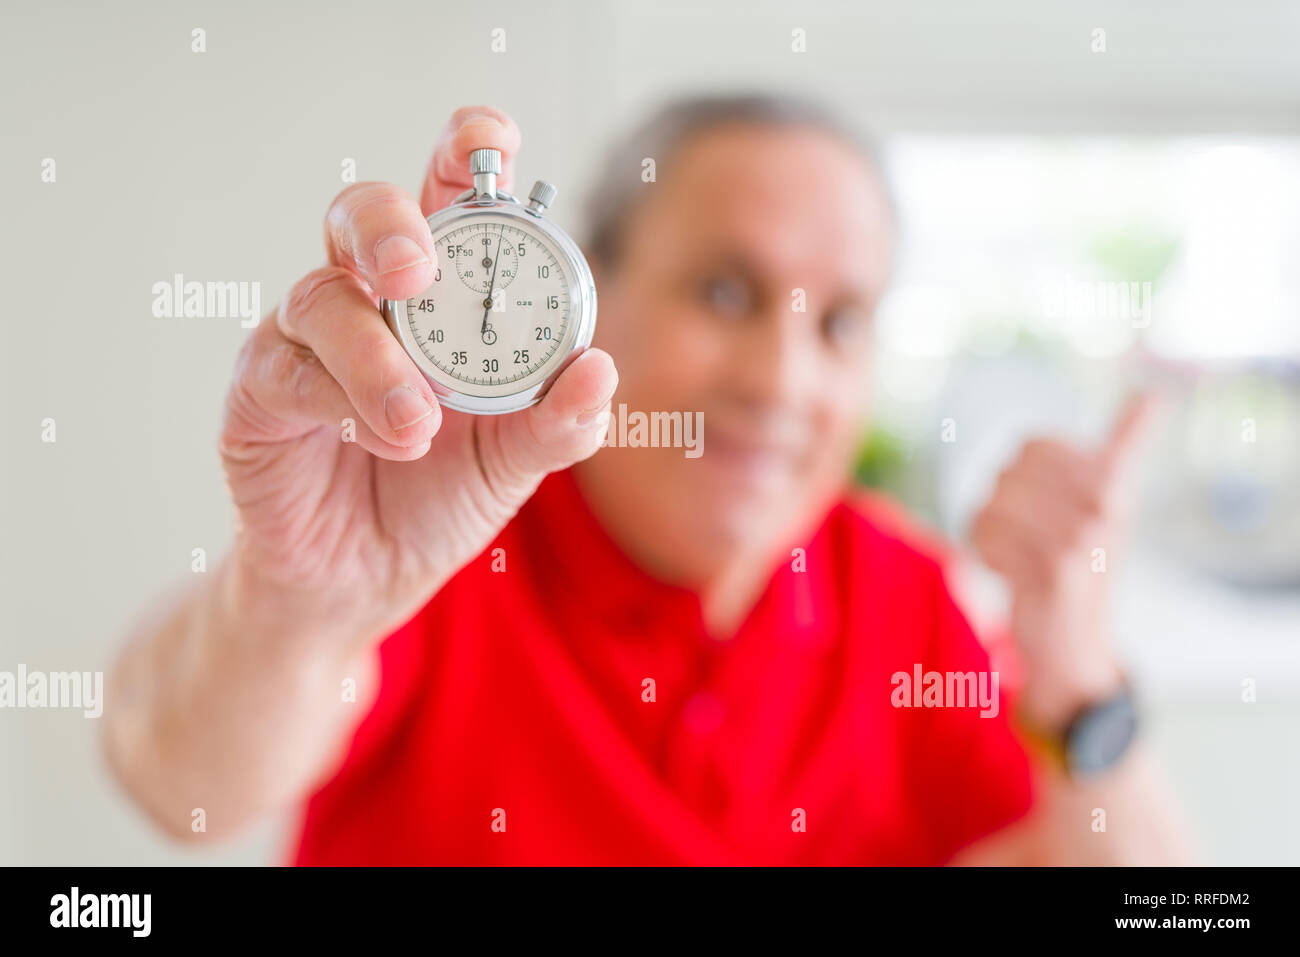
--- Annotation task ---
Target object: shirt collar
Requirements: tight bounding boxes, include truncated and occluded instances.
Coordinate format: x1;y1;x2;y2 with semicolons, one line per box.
520;468;842;648
522;469;701;631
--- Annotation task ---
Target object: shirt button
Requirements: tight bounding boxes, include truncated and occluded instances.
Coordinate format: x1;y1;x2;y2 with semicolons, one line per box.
682;692;725;735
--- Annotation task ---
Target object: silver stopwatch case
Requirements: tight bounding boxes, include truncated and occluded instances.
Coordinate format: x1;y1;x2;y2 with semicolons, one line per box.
380;149;597;415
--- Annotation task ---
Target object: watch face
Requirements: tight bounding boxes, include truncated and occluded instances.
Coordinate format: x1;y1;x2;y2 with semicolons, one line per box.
407;216;574;394
383;204;596;415
1065;690;1138;776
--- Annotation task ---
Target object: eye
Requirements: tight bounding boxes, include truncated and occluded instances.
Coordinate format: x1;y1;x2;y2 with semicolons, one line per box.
823;304;871;349
696;274;753;317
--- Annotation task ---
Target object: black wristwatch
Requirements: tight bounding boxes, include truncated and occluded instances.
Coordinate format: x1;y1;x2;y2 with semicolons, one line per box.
1016;680;1139;779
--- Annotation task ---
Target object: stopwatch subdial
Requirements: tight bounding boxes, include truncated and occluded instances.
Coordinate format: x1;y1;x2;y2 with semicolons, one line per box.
481;325;498;346
454;227;519;294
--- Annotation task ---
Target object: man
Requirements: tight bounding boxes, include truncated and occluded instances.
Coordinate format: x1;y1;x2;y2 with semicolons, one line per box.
103;95;1187;865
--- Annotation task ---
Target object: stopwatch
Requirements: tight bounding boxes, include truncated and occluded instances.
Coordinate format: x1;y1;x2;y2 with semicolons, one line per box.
381;148;597;415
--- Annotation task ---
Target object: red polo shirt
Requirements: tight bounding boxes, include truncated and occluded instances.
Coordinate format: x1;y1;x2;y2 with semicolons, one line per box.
289;468;1034;865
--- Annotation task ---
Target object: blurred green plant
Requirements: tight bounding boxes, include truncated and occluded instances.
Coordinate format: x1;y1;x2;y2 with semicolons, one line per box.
854;425;909;491
1088;225;1180;284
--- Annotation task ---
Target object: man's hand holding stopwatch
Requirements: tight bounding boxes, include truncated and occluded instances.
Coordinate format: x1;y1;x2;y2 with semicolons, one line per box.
221;106;618;643
103;108;616;835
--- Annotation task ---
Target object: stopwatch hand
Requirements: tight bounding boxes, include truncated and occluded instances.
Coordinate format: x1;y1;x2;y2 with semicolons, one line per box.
481;226;506;335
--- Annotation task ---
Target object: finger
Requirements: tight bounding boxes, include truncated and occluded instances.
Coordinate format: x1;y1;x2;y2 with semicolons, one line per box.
420;106;521;215
475;348;618;496
324;182;438;302
1097;390;1162;475
971;519;1045;590
1015;439;1107;515
227;321;432;462
970;508;1051;590
987;471;1096;554
277;267;443;449
971;467;1100;590
975;501;1083;590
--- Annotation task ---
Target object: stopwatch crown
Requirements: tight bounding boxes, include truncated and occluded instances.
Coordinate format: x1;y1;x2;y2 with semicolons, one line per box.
470;148;502;176
470;149;502;201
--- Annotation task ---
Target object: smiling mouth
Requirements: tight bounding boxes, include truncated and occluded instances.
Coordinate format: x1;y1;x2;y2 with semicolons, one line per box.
704;429;802;479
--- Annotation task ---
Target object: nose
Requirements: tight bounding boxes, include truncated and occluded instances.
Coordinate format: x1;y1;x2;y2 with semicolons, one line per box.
729;307;818;413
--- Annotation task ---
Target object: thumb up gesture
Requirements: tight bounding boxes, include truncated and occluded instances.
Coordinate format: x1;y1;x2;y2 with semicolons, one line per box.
970;393;1162;730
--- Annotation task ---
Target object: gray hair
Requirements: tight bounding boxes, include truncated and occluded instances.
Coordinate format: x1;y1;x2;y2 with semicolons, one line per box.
583;92;897;268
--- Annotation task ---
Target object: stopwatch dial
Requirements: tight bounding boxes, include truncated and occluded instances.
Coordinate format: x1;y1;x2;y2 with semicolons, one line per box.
449;222;521;294
405;219;571;392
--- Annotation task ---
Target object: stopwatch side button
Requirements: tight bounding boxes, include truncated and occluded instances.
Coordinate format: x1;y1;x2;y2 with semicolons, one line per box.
528;180;557;213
